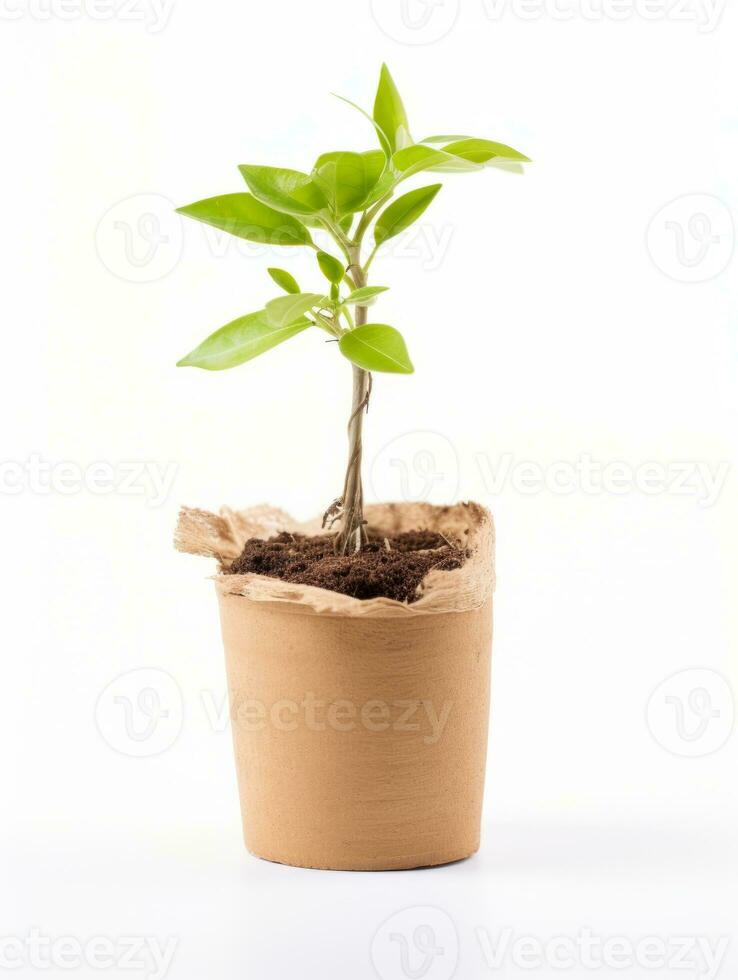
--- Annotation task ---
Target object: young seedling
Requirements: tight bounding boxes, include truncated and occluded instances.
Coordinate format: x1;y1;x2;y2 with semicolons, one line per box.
176;64;530;554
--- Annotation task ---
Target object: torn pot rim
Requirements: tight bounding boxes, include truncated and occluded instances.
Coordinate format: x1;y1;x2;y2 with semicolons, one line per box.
176;500;495;619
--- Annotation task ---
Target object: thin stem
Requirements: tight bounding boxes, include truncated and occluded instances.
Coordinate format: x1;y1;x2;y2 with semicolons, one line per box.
312;311;342;338
335;364;371;554
354;191;393;242
318;217;352;262
363;243;380;275
334;244;371;554
321;194;398;553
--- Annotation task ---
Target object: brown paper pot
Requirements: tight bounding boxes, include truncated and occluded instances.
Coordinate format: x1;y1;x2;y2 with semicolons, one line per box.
176;501;495;871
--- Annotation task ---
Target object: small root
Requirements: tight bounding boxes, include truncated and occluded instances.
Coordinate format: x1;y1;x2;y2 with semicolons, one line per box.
322;497;344;530
438;531;460;551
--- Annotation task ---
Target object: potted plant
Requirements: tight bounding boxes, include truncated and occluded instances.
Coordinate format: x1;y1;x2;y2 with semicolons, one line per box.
175;65;529;870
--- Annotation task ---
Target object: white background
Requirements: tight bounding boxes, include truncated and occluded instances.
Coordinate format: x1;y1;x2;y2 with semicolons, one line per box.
2;0;737;978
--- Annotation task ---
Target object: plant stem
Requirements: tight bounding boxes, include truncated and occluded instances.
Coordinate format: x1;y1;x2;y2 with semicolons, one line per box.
354;192;392;241
363;243;380;276
335;247;371;554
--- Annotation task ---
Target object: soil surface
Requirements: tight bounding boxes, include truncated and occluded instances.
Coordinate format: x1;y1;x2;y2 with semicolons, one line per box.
226;530;467;603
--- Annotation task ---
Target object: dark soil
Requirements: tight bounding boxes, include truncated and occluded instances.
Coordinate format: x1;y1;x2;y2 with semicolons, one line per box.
226;530;467;603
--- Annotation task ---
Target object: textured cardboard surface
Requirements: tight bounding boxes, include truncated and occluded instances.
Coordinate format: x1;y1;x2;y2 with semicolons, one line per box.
219;594;493;870
178;502;495;870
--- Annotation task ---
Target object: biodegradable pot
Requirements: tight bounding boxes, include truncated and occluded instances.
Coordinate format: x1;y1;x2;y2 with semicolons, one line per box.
176;501;495;871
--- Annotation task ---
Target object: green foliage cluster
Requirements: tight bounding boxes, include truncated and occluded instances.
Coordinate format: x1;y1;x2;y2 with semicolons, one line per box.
176;65;529;376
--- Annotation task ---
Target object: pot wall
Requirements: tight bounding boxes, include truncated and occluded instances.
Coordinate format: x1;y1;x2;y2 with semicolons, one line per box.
218;592;493;871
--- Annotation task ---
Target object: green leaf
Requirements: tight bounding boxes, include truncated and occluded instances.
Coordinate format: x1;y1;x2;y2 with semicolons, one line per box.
420;134;472;143
373;64;411;154
339;324;413;374
332;93;392;158
317;251;345;285
313;150;386;214
360;170;397;209
421;135;530;163
374;184;441;246
176;193;312;247
267;267;300;294
392;144;443;175
339;214;354;234
441;138;530;163
265;292;323;329
392;143;481;178
344;285;389;305
238;165;329;217
487;159;527;175
177;311;309;371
